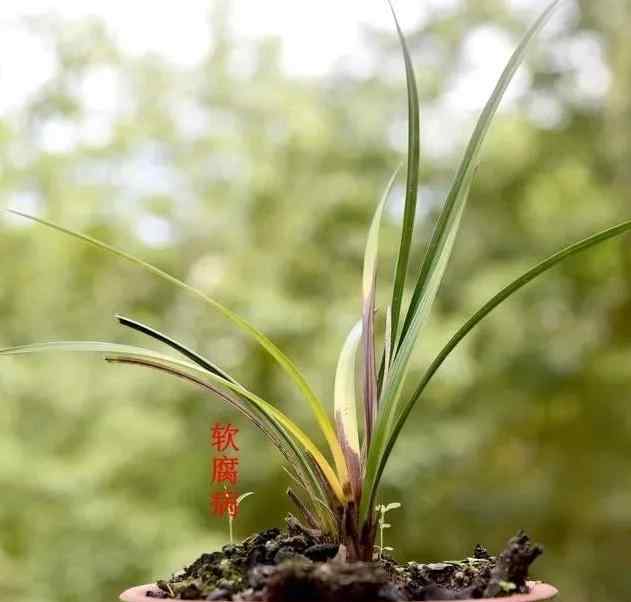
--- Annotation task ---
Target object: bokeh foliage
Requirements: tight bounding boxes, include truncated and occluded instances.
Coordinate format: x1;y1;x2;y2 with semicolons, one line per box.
1;1;630;601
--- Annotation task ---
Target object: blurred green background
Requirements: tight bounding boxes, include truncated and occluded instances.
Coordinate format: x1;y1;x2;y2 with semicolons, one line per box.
1;1;630;601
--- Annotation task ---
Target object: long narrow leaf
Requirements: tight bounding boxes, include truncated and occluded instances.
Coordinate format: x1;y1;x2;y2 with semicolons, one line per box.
116;314;236;383
0;340;279;458
280;464;331;528
283;468;338;531
362;286;378;447
114;317;325;504
286;487;321;531
109;354;347;504
111;351;289;457
362;170;475;520
105;353;337;530
282;466;312;502
377;168;476;427
386;0;421;341
106;354;337;532
0;341;169;359
361;0;561;522
383;306;393;391
106;356;336;532
0;340;345;504
377;219;631;508
6;209;349;487
362;167;400;447
334;320;363;501
397;0;561;346
363;167;402;301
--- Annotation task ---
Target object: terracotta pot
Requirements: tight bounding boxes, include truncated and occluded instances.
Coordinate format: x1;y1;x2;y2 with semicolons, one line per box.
120;581;558;602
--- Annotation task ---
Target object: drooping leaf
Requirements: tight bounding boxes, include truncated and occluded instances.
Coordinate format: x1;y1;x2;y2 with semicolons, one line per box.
0;340;283;460
108;354;347;504
0;339;249;439
6;209;349;487
0;340;345;504
115;354;338;533
0;341;167;359
116;314;236;383
114;317;333;509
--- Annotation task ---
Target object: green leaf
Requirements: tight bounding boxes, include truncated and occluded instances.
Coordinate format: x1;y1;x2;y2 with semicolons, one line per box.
112;353;338;530
362;166;401;447
6;209;349;489
116;314;237;383
362;170;475;521
382;305;393;395
0;340;280;461
0;340;345;505
109;354;347;504
0;341;168;359
0;338;293;473
282;466;311;497
110;355;339;531
386;0;421;342
363;166;401;302
361;0;561;522
380;169;475;425
109;334;330;517
378;219;631;507
398;0;561;347
286;487;323;531
334;320;363;499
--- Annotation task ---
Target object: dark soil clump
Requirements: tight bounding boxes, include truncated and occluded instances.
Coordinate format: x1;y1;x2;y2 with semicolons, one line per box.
151;521;543;601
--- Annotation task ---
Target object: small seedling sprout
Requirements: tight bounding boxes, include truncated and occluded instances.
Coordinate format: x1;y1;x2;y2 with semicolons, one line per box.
374;502;401;559
229;491;254;544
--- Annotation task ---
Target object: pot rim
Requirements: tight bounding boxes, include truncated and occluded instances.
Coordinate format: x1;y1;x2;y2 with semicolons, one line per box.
120;580;558;602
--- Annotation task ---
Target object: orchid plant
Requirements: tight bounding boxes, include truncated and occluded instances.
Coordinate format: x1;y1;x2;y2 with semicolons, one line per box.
2;0;630;562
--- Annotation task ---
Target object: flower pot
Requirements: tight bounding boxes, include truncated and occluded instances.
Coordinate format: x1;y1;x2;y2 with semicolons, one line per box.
120;581;558;602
